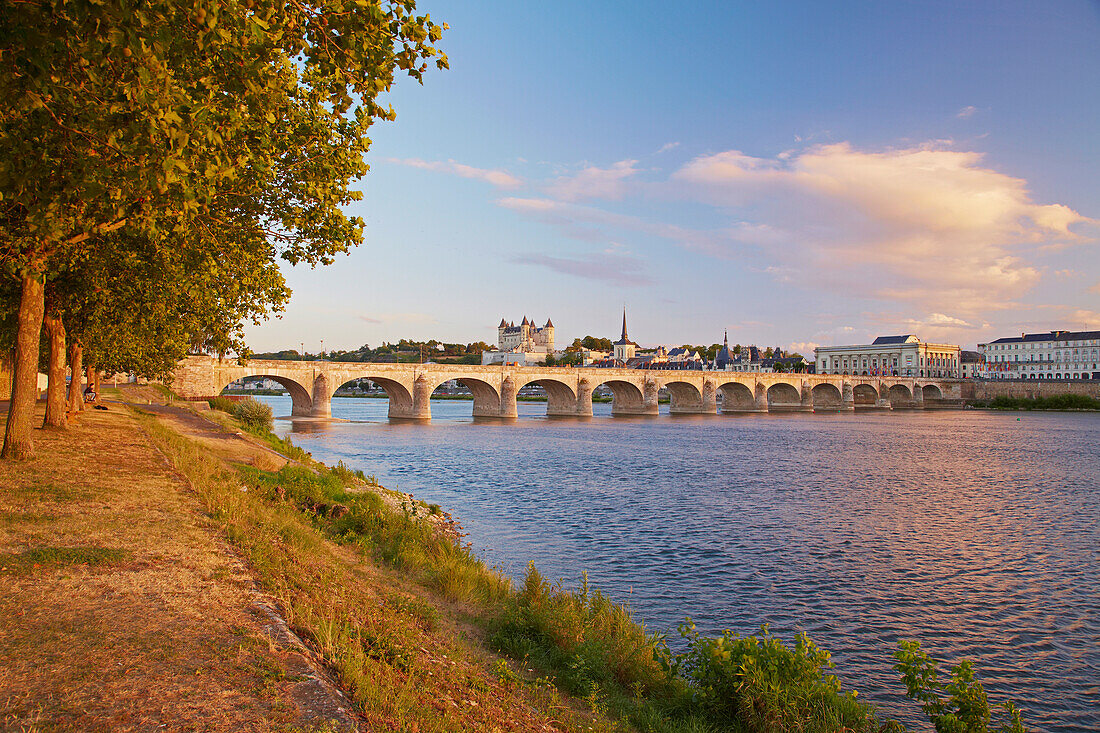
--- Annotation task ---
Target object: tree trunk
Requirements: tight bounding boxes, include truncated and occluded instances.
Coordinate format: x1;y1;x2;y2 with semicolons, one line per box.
2;274;46;459
43;312;67;428
86;364;100;402
67;341;84;413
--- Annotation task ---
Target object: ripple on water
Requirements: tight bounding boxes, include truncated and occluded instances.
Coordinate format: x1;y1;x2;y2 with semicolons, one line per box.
262;397;1100;733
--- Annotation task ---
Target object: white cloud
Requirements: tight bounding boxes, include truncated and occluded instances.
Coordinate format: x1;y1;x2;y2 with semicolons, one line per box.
387;157;522;188
787;341;819;355
956;105;978;119
546;159;639;202
656;142;680;154
672;142;1093;318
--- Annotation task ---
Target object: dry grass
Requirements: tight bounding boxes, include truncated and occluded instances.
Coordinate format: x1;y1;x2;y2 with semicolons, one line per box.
133;405;613;733
0;404;334;732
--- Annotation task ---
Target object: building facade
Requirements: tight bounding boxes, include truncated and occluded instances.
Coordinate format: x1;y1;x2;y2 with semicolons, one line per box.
976;330;1100;380
815;335;960;377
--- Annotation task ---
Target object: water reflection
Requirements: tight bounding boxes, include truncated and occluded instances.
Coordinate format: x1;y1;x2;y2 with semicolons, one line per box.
259;395;1100;732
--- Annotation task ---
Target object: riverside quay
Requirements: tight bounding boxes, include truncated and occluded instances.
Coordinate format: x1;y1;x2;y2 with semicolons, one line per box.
172;356;963;419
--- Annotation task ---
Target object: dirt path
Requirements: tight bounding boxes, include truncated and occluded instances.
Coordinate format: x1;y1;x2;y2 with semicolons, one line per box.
0;404;350;732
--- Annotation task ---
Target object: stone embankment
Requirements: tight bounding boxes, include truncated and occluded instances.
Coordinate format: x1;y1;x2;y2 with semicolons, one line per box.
961;379;1100;401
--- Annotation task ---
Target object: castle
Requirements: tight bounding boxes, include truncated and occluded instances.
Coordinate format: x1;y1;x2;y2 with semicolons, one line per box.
497;316;555;353
482;316;556;365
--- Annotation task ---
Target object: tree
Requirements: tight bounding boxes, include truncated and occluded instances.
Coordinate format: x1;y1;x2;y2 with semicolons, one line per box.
1;0;447;457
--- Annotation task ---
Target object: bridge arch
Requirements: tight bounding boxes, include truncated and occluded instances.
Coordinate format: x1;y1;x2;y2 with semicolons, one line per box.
425;376;502;418
887;384;913;408
717;382;756;412
596;379;652;416
365;376;417;418
921;384;943;401
811;383;842;410
664;380;708;414
766;382;801;411
218;373;312;417
517;377;578;417
852;383;879;407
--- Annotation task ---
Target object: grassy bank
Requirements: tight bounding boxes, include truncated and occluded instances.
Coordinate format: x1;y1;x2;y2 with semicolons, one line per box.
180;396;1031;733
968;394;1100;410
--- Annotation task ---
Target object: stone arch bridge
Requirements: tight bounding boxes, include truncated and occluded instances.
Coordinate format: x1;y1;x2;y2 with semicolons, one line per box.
172;356;962;419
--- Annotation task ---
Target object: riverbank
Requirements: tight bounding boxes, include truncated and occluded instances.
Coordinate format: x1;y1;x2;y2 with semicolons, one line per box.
2;391;1033;732
0;390;615;732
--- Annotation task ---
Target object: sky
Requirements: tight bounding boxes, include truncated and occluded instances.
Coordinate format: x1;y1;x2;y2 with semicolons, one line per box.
245;0;1100;355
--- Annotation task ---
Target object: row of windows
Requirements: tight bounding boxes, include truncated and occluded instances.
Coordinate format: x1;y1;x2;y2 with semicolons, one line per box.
985;339;1100;350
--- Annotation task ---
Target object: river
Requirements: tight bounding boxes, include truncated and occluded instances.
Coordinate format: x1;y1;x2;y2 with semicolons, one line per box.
258;395;1099;731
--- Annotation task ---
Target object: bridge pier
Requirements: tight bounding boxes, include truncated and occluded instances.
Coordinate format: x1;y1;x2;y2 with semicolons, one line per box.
499;376;519;418
841;381;855;411
311;374;331;418
799;381;814;412
575;378;594;416
754;381;769;412
913;384;925;409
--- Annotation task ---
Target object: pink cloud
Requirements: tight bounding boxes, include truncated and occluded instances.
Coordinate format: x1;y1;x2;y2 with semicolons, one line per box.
387;158;522;188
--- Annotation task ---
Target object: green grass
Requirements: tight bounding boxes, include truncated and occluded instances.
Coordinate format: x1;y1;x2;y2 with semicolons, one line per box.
0;546;131;574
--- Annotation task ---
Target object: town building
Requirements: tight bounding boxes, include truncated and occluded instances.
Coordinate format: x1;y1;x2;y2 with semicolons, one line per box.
712;332;792;372
613;310;637;363
815;335;960;377
960;350;982;379
976;330;1100;380
481;316;556;365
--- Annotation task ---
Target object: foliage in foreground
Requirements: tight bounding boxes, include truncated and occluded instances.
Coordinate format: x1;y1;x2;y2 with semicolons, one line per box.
231;398;274;433
676;622;875;732
895;641;1026;733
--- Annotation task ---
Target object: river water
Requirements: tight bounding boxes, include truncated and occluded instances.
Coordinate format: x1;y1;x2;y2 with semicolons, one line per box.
259;395;1099;731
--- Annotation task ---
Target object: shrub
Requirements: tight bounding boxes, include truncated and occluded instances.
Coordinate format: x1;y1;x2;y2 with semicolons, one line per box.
895;640;1027;733
676;622;876;733
232;397;274;433
207;395;237;413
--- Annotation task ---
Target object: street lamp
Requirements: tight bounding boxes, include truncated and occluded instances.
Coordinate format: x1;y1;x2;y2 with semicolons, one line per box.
320;339;324;360
300;342;305;361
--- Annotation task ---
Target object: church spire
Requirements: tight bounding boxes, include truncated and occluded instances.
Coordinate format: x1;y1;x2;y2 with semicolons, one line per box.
620;307;629;342
723;329;728;347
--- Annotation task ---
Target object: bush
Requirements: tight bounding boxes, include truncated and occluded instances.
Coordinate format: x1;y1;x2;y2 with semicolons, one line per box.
207;395;237;413
987;394;1100;410
895;640;1026;733
676;622;876;732
232;397;273;433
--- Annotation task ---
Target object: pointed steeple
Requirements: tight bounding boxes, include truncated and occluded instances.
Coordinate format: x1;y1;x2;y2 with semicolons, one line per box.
499;318;508;328
545;318;554;328
522;315;530;326
723;329;728;347
614;307;633;346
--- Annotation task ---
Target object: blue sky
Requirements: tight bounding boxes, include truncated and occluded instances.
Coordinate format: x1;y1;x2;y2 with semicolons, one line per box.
246;0;1100;354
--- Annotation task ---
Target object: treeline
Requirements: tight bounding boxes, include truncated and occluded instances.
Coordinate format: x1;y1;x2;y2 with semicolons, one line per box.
0;1;446;458
254;339;494;364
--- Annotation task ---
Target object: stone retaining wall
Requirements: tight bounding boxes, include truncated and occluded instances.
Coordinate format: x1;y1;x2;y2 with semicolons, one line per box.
962;380;1100;401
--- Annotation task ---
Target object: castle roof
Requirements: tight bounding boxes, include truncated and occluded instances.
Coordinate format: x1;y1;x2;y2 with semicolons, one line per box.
499;318;508;328
545;318;554;328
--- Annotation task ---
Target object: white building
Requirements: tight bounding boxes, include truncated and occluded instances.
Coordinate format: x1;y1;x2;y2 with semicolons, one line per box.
976;330;1100;380
482;315;557;365
815;335;960;378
